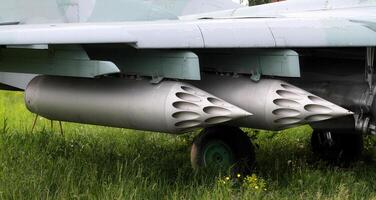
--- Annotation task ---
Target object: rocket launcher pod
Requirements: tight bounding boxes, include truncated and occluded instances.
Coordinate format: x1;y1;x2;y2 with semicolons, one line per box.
25;75;251;134
192;74;353;130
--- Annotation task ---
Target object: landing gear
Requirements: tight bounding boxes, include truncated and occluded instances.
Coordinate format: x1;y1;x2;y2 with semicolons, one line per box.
311;130;363;163
191;126;255;175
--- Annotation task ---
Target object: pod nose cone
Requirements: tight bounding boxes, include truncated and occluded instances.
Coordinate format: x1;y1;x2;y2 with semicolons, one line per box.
167;83;252;132
270;82;353;128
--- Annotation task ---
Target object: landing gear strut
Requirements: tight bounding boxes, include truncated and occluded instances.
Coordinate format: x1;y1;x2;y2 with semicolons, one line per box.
191;126;255;175
311;130;363;163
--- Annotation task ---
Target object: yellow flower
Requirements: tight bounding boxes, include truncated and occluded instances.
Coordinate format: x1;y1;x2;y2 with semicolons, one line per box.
237;174;241;178
225;176;230;181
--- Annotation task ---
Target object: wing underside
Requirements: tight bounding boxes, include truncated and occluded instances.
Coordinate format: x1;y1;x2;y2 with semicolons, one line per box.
0;7;375;89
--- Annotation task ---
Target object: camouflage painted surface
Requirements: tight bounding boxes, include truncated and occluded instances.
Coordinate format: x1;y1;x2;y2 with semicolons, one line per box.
183;0;376;19
0;0;240;24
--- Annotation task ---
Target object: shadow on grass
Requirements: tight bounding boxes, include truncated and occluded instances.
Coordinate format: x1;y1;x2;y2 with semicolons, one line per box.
247;127;376;196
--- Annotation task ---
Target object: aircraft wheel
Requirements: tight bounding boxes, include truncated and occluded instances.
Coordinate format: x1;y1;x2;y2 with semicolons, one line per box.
311;130;363;163
191;126;255;175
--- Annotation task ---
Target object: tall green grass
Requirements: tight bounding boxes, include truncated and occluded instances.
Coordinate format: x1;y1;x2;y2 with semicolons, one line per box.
0;91;375;199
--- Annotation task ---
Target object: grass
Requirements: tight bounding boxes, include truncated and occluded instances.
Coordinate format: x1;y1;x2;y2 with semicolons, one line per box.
0;91;376;199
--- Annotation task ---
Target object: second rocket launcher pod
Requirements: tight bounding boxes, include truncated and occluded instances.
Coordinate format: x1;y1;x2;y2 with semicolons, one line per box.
192;74;353;130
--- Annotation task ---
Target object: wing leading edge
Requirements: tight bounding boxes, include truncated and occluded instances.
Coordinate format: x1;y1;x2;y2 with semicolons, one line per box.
0;16;375;48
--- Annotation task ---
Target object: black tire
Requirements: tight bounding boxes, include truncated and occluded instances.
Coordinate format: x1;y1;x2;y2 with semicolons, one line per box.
311;130;363;164
191;126;255;175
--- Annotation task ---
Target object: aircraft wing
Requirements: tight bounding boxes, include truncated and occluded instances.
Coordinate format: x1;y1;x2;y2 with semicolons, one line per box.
0;16;375;48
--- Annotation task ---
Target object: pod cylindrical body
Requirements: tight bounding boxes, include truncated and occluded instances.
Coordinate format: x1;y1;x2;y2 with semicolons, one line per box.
26;76;176;132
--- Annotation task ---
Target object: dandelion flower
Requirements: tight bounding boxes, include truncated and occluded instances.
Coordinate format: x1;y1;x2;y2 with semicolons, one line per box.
237;174;241;178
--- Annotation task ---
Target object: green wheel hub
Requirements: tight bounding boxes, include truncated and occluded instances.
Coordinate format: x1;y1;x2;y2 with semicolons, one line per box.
203;140;234;169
